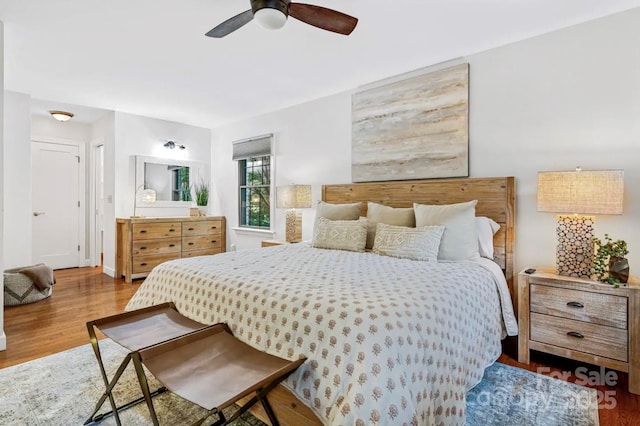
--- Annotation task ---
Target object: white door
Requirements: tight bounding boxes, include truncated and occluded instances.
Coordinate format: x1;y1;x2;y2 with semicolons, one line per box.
32;141;80;269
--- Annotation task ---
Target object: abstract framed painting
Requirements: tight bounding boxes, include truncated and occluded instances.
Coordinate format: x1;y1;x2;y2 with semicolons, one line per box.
352;63;469;182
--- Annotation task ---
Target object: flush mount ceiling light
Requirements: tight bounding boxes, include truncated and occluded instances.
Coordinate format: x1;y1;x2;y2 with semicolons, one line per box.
49;110;74;122
164;141;186;150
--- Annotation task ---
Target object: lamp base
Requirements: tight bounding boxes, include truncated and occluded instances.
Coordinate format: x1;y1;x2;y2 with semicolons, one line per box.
555;215;595;278
285;209;302;243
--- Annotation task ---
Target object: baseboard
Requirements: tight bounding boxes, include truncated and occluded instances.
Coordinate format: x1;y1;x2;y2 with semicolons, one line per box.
0;330;6;351
102;266;115;277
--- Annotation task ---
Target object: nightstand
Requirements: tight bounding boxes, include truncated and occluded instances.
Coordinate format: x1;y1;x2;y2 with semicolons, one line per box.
518;268;640;394
261;240;290;248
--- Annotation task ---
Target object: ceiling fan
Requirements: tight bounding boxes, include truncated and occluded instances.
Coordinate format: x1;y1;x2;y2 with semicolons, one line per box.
206;0;358;38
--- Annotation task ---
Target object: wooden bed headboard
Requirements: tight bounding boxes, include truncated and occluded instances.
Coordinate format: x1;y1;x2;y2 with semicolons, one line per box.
322;176;516;293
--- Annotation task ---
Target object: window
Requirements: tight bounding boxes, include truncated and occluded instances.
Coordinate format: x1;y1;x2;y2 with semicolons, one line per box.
233;134;273;230
170;166;191;201
239;156;271;228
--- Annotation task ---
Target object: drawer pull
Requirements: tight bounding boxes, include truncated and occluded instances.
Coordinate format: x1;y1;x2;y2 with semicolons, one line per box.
140;230;147;233
211;226;217;229
169;229;175;232
169;244;176;247
566;301;584;308
188;227;194;231
211;240;216;243
140;246;147;250
188;242;194;246
567;331;584;339
140;262;148;267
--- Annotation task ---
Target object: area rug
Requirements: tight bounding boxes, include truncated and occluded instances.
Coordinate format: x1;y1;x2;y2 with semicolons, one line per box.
0;340;599;425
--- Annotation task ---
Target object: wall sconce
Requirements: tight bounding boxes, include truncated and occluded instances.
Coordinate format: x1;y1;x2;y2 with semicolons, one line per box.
537;167;624;278
276;185;312;243
164;141;186;150
49;110;74;122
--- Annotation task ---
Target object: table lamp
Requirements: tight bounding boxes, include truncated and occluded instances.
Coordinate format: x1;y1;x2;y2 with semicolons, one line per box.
276;185;312;243
133;185;157;217
537;168;623;278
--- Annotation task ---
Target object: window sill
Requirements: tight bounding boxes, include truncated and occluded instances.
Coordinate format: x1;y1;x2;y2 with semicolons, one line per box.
232;227;275;236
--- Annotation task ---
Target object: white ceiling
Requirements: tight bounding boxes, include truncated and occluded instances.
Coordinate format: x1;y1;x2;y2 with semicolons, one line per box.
1;0;639;128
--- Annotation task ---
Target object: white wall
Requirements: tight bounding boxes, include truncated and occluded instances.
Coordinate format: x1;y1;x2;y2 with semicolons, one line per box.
211;93;352;250
1;21;6;351
3;92;32;269
101;112;211;276
31;115;91;142
212;8;640;275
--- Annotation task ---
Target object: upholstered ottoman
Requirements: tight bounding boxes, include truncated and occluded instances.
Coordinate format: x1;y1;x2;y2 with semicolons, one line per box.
3;263;55;306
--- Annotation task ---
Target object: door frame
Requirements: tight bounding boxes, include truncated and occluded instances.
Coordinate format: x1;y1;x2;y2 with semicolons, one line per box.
31;135;87;267
89;139;104;267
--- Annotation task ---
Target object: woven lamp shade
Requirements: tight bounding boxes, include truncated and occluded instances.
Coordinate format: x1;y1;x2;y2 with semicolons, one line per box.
276;185;312;243
276;185;312;209
537;169;624;278
537;170;623;215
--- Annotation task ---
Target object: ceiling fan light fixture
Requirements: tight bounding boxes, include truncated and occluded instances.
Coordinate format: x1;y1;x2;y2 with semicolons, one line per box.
49;110;74;122
254;8;287;30
251;0;289;30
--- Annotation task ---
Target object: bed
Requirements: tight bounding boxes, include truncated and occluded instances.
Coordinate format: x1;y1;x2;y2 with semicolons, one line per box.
125;177;517;425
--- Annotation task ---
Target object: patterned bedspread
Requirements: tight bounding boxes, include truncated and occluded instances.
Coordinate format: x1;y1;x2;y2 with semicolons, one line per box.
126;243;517;425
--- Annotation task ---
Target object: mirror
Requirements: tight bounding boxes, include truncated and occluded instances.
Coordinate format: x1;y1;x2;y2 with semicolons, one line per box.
135;155;206;207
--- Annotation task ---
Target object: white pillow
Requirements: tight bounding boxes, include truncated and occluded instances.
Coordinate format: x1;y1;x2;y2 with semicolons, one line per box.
413;200;479;261
476;216;500;259
372;223;444;261
365;202;415;249
312;217;367;252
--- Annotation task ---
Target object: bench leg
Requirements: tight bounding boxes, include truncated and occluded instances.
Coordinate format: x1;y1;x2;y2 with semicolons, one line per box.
132;352;161;426
85;322;123;426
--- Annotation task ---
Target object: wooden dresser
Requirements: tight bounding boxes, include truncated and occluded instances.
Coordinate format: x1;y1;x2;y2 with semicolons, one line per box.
116;216;226;283
518;268;639;394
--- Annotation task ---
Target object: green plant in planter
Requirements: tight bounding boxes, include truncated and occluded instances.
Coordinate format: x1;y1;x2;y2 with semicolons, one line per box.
193;180;209;207
592;234;629;287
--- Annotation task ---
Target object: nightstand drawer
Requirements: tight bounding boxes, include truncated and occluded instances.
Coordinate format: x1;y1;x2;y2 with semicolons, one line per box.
531;284;627;329
530;313;628;361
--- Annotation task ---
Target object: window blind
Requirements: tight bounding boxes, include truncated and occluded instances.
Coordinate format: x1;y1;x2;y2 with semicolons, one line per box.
232;134;273;161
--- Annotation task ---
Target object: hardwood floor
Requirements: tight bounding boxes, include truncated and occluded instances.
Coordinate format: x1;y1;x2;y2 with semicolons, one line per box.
0;266;141;368
1;266;638;424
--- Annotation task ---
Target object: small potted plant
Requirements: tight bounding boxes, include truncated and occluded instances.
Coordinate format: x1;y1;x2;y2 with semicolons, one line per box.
193;179;209;216
592;234;629;286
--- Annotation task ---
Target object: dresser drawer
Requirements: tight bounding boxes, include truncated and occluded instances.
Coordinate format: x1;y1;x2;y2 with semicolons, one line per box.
182;248;222;258
530;283;627;329
132;238;181;256
132;222;181;240
182;220;222;236
530;312;628;361
132;253;180;274
182;235;223;251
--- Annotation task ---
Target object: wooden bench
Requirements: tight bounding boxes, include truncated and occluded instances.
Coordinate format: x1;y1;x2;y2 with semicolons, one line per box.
85;303;305;426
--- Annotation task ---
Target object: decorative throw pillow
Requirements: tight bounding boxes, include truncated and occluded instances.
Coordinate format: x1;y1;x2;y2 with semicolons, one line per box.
414;200;480;261
365;202;415;249
315;201;362;221
372;223;445;261
312;217;367;252
314;201;362;236
476;216;501;259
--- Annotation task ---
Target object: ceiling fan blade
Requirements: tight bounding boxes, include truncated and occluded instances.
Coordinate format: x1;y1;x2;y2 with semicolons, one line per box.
289;3;358;35
205;9;254;38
